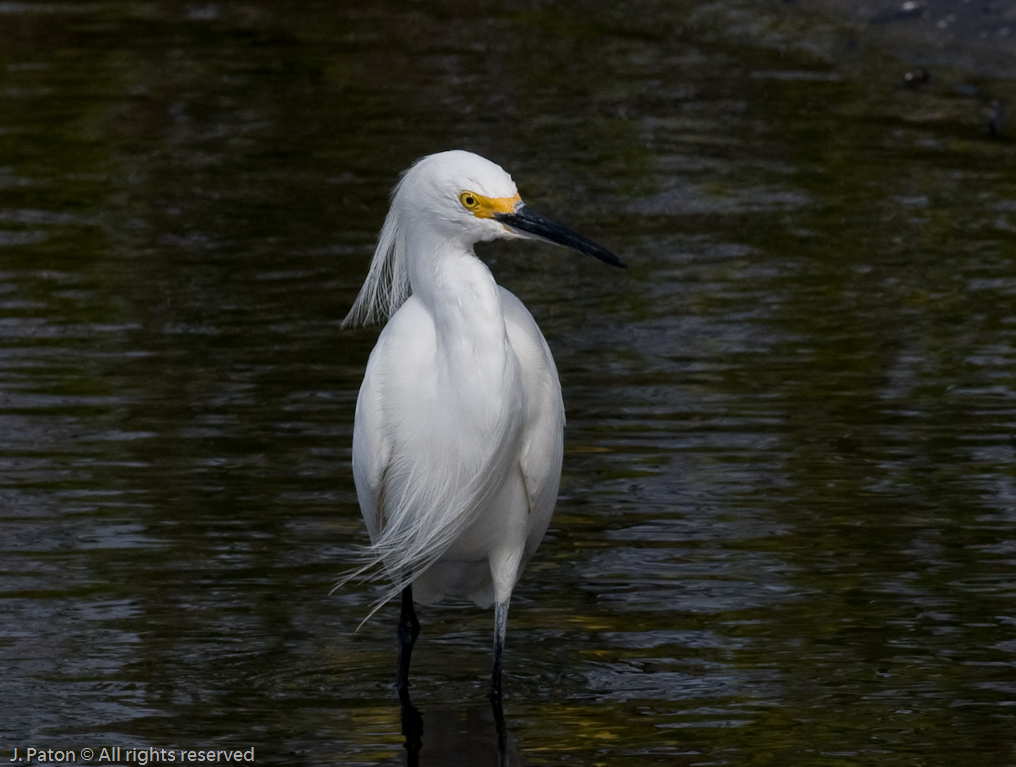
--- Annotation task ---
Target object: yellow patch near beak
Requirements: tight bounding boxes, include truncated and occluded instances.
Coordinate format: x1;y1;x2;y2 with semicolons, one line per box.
459;191;522;219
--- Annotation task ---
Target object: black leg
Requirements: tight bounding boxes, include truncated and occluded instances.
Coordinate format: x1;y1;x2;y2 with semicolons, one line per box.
396;583;423;765
397;583;420;695
489;599;509;701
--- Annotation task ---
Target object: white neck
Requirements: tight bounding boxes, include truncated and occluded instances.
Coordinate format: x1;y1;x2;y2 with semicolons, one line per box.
405;227;515;432
407;228;507;350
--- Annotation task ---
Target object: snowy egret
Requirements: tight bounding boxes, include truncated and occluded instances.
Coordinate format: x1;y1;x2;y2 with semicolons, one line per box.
342;150;624;697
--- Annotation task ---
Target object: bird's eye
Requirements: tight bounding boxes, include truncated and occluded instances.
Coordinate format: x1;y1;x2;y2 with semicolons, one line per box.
459;192;480;210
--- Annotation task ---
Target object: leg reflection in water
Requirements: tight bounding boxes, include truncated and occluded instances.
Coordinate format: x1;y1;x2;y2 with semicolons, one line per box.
398;686;515;767
398;686;423;767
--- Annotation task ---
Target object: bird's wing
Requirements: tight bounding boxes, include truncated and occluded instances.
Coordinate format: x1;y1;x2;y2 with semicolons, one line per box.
499;287;565;557
351;335;393;546
351;296;435;547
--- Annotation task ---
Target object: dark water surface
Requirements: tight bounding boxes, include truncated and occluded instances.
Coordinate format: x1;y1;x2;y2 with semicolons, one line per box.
2;1;1015;765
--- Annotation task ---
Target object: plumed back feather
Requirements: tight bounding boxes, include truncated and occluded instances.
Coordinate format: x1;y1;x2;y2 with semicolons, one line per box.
342;182;411;328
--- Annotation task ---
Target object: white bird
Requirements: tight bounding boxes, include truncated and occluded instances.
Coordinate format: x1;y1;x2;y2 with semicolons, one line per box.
342;150;624;698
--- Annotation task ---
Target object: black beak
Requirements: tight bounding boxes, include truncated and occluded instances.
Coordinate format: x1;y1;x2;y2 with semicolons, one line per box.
495;204;626;269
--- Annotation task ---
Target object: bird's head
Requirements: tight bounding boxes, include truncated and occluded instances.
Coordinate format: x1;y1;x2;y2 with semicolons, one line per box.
396;150;625;268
